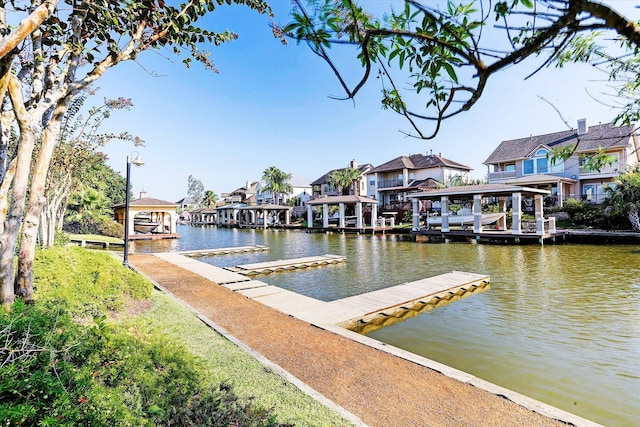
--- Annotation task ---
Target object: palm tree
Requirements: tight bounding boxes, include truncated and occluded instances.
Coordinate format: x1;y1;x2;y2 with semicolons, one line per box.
202;190;218;208
66;188;111;223
327;167;362;195
605;164;640;231
261;166;293;205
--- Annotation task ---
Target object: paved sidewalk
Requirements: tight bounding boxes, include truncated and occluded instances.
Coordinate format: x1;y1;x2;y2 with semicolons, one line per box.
130;253;600;427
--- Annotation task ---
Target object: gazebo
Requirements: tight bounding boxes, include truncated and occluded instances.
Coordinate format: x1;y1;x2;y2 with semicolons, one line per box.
408;183;554;235
238;204;293;228
306;195;379;231
113;193;179;238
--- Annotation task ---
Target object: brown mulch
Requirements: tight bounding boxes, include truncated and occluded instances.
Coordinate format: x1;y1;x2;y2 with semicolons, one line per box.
130;253;568;427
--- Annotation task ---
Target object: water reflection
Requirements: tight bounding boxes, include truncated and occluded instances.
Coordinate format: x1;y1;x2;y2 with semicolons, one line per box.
133;225;640;427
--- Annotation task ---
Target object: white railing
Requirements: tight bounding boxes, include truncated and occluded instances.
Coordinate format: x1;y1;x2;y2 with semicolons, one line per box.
488;170;517;181
579;164;619;176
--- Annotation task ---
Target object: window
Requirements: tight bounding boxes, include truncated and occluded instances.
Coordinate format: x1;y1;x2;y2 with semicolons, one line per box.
504;164;516;172
523;159;534;175
523;148;563;175
536;157;548;173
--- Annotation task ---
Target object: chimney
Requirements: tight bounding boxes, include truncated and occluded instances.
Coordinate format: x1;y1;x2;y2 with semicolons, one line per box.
577;118;588;135
349;159;358;169
139;189;147;199
246;180;250;190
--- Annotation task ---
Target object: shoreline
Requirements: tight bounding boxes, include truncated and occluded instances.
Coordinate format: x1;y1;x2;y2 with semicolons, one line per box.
129;252;603;427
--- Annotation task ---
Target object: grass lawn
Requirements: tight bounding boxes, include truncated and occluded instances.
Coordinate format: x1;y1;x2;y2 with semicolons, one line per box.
140;290;352;426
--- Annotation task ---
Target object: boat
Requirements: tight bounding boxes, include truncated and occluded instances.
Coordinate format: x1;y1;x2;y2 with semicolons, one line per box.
133;221;160;234
426;212;505;227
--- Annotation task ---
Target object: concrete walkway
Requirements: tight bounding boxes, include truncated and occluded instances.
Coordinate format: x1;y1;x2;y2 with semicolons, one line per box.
130;253;602;427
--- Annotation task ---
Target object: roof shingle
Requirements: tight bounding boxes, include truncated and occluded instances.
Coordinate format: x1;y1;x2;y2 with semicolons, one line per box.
484;122;635;164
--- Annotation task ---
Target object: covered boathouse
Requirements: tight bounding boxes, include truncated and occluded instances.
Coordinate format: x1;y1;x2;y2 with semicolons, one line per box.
409;183;566;244
305;195;382;233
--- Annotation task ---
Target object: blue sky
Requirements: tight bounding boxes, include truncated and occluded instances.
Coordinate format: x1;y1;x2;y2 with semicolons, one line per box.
98;1;636;203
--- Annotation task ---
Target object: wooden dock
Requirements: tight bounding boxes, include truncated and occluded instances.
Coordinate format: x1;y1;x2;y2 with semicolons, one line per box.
151;251;488;334
323;271;490;333
178;245;270;257
69;238;124;249
414;229;567;245
224;254;346;276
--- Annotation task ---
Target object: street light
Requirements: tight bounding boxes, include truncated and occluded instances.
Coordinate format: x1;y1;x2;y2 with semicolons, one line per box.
123;152;144;267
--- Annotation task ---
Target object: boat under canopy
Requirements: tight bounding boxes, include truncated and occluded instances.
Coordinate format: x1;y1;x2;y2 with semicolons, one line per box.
426;212;505;227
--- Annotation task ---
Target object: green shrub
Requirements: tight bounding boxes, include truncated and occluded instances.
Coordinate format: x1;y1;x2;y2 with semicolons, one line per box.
96;217;125;238
0;302;289;427
53;231;70;247
552;198;608;228
33;246;152;318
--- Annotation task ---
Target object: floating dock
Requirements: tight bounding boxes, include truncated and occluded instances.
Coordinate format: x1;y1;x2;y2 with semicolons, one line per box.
151;251;488;333
324;271;489;333
224;254;346;275
178;245;270;257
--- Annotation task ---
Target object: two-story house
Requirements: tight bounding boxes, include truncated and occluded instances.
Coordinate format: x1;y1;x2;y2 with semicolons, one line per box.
367;152;472;211
220;180;260;205
311;160;374;199
484;119;640;204
256;175;312;218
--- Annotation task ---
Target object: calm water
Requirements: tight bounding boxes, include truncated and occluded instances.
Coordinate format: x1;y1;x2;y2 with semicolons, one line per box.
133;225;640;426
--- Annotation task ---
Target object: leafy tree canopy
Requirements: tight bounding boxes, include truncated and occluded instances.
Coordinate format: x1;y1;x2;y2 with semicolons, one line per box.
280;0;640;140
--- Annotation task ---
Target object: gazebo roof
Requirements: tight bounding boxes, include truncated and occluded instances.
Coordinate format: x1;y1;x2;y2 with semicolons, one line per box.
240;204;292;210
409;184;550;199
113;196;177;209
306;195;378;205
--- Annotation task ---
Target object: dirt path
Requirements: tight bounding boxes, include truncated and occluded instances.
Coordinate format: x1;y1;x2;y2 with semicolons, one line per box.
130;253;576;427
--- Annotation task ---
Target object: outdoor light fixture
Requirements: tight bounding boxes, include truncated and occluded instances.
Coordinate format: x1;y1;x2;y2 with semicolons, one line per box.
123;152;144;267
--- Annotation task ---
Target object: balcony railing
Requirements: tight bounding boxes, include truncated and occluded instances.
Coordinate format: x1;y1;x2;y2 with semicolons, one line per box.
488;170;517;181
377;179;404;189
579;164;619;176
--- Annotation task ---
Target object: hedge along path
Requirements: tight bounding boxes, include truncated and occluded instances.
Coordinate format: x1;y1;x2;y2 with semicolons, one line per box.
129;253;572;427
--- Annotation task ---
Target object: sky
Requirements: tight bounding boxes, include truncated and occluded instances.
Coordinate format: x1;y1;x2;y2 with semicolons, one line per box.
97;1;638;203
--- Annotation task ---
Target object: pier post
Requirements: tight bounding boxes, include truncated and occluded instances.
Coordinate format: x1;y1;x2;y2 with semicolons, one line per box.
441;196;450;232
512;192;522;234
307;205;313;229
473;194;483;233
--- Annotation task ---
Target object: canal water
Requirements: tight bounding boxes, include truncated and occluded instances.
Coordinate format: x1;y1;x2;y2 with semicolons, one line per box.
133;225;640;427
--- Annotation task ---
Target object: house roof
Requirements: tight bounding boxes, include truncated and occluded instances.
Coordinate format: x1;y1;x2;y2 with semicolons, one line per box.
231;181;259;194
368;153;472;174
289;175;311;188
311;164;374;185
484;122;635;164
176;196;194;205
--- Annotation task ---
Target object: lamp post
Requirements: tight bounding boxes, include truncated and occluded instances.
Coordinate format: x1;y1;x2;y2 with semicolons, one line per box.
123;152;144;267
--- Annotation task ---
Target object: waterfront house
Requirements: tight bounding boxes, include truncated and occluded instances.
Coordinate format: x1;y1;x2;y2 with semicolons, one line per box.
367;152;472;212
311;160;374;199
256;175;311;218
484;119;640;205
175;196;194;222
221;180;260;205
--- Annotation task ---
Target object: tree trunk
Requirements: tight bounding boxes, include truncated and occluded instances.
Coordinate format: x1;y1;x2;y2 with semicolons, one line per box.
15;104;65;301
0;77;37;308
